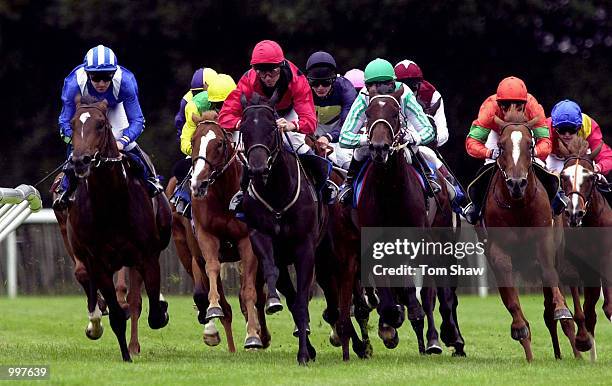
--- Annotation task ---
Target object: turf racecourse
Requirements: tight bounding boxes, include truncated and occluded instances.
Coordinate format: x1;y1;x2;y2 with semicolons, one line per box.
1;295;611;385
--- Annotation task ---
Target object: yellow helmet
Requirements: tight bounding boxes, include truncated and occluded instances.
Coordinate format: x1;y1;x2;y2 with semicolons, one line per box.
207;74;236;102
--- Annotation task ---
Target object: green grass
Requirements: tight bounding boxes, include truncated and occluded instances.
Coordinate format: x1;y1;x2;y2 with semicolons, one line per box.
1;295;612;385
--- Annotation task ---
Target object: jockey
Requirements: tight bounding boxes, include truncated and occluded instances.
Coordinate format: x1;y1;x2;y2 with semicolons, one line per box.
174;67;218;140
344;68;365;94
546;99;612;177
394;59;467;212
218;40;334;213
463;76;559;224
54;45;163;210
338;58;438;205
305;51;357;169
170;74;236;217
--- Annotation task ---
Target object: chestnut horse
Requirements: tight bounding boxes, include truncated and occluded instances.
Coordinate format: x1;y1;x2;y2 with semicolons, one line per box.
554;136;612;361
482;107;572;361
190;111;270;350
64;96;171;361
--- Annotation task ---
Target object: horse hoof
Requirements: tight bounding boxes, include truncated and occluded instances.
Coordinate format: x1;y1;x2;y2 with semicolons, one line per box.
122;355;133;363
293;324;311;337
452;349;467;357
329;330;341;347
383;333;399;349
129;342;141;356
426;341;443;355
85;323;104;340
511;325;529;341
205;306;224;322
554;308;572;320
203;331;221;347
575;336;593;352
244;336;263;350
265;297;283;315
149;312;169;329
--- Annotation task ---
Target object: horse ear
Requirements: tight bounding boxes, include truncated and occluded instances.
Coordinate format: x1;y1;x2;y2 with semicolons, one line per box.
526;116;541;128
269;89;280;107
392;88;404;104
240;93;247;109
74;95;82;106
192;112;202;124
99;99;109;110
556;137;571;158
493;115;506;127
588;142;603;161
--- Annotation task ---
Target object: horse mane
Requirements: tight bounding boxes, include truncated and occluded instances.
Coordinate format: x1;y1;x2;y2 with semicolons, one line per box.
556;135;590;158
80;95;101;105
193;110;219;124
503;108;527;124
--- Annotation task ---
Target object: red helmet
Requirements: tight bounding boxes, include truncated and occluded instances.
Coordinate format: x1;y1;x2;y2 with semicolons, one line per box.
496;76;528;102
250;40;285;65
394;59;423;80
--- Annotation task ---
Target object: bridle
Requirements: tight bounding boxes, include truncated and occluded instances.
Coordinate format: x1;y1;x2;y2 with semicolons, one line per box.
73;105;123;169
562;156;596;214
366;95;408;153
496;123;535;182
192;120;237;190
241;104;282;173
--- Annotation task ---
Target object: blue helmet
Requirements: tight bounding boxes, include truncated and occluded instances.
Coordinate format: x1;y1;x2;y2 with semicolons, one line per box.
551;99;582;128
83;45;118;72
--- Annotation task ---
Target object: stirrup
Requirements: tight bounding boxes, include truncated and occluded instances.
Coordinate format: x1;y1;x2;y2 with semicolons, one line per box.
428;178;442;194
229;191;244;212
147;179;164;197
338;183;353;206
52;191;71;211
463;203;480;225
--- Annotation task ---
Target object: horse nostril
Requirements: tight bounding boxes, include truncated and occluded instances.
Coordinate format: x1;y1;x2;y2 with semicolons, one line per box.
577;210;585;218
82;155;92;165
519;178;527;188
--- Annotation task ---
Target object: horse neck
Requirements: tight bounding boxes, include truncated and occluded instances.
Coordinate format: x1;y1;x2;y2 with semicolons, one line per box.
209;156;241;205
582;190;610;226
253;150;298;206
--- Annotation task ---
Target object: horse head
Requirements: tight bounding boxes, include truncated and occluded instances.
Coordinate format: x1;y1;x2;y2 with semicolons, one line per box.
494;106;539;199
558;136;602;226
191;110;231;197
365;88;403;164
239;91;281;184
70;96;117;178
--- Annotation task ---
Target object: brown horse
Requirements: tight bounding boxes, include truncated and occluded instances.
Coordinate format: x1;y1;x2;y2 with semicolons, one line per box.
190;111;270;350
64;96;171;361
482;107;572;361
554;136;612;360
52;196;144;354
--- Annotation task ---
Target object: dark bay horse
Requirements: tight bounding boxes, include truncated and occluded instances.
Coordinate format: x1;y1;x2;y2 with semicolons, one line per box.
190;111;270;350
355;89;433;352
239;92;327;365
554;136;612;361
65;96;171;361
482;107;572;361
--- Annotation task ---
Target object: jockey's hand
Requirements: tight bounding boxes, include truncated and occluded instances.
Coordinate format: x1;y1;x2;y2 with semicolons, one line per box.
594;163;601;173
316;136;332;154
116;141;125;151
488;148;500;160
404;132;417;146
277;118;296;132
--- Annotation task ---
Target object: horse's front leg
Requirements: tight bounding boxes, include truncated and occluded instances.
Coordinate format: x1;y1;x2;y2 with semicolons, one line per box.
127;268;143;356
292;238;316;365
195;229;224;322
537;233;571;320
237;236;263;349
249;230;282;314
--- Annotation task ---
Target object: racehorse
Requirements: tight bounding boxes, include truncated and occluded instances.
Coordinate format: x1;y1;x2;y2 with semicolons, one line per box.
554;136;612;360
239;92;327;365
482;106;572;361
355;88;433;352
63;96;171;361
190;111;270;350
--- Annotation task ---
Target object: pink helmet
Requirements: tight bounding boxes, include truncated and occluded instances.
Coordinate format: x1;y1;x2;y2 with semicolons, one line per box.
344;68;365;88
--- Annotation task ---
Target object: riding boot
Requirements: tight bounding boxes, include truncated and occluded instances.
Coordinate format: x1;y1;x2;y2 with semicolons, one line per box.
52;165;77;211
129;145;164;197
172;175;192;219
229;169;250;219
551;190;570;216
439;165;469;214
414;151;441;195
338;157;367;206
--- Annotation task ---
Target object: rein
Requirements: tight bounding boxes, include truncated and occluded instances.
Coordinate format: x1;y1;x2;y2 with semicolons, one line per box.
74;105;124;169
367;95;407;153
192;120;238;189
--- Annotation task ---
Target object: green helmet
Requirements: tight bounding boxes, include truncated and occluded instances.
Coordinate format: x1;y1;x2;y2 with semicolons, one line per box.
364;58;396;83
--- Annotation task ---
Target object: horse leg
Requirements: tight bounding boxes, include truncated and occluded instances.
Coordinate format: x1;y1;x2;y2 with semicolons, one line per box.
570;286;589;354
336;249;363;360
140;256;169;330
83;270;104;340
292;240;316;365
192;255;219;346
420;287;441;355
376;287;401;349
499;286;532;362
255;265;271;349
543;287;562;359
127;268;143;356
438;286;463;354
250;230;282;314
171;213;194;277
450;288;467;356
196;230;224;321
217;276;236;353
97;270;131;362
396;285;425;355
115;267;129;316
583;286;600;361
352;288;373;359
238;236;262;349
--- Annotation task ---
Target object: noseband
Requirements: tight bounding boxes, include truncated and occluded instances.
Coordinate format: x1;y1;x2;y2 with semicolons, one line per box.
367;95;407;153
192;120;237;188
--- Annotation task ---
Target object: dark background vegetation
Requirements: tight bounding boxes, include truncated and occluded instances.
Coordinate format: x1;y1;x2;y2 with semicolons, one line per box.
1;0;610;204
